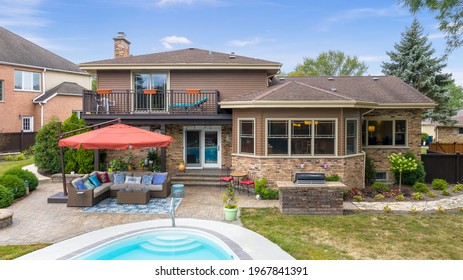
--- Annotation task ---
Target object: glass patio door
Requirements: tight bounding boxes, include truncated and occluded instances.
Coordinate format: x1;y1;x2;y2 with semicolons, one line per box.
133;73;167;112
184;127;221;169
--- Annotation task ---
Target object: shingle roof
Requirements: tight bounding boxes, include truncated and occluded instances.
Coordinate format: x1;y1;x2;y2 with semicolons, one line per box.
222;76;435;107
80;48;281;66
0;27;84;73
33;82;86;103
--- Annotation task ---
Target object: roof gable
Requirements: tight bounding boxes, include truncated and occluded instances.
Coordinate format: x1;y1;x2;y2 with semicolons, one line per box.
33;82;86;103
0;27;84;73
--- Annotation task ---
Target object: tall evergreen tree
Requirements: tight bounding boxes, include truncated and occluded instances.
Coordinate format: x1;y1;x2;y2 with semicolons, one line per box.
382;19;456;124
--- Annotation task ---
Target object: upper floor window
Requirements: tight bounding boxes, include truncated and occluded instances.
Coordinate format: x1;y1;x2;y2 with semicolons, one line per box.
14;70;40;91
0;80;4;101
134;73;167;91
22;116;34;132
239;119;255;154
365;119;407;146
267;119;336;156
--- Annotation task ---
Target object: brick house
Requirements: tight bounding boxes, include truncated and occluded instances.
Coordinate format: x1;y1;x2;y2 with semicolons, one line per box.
0;27;91;136
79;33;434;188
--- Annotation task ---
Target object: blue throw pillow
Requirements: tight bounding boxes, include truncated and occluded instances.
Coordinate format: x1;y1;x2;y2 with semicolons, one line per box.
142;174;154;185
153;173;167;185
84;180;95;190
76;181;86;190
88;175;102;187
113;173;125;184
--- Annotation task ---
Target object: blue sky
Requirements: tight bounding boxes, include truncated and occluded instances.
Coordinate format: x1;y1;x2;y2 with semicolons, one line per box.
1;0;462;85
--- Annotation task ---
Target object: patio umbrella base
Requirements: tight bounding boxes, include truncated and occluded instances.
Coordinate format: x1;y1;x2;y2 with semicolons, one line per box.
47;192;68;203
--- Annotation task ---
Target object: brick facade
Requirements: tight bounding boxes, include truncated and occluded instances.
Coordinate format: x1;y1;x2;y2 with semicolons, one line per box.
435;126;463;143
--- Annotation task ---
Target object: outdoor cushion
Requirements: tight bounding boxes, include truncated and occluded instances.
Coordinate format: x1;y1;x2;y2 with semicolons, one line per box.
84;180;95;190
88;175;102;187
113;173;125;184
124;176;141;184
76;181;86;190
142;174;154;185
97;172;110;183
153;173;167;185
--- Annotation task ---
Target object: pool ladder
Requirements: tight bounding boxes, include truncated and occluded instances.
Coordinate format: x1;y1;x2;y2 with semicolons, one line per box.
169;197;176;227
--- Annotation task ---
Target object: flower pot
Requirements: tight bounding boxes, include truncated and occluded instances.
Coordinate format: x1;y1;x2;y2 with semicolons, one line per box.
223;207;238;221
178;161;185;173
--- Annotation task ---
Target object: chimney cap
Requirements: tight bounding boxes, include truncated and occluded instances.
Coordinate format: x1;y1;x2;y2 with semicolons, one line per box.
113;32;131;44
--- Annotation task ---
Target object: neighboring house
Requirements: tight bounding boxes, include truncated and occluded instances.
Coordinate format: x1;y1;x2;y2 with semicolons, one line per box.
0;27;91;136
432;114;463;143
79;32;435;188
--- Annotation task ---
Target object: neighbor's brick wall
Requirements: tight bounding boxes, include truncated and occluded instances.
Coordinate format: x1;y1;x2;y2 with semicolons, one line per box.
435;127;463;143
43;95;82;124
363;109;423;181
231;154;364;189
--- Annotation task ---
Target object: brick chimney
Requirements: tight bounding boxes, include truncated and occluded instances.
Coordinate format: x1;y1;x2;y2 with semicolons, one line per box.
113;32;131;58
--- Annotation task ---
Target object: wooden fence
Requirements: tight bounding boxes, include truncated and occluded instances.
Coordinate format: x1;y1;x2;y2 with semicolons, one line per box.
0;132;36;153
428;142;463;154
421;152;463;183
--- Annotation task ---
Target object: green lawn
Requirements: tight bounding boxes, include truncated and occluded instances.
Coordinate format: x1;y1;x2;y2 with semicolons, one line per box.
0;244;50;260
0;156;35;177
240;208;463;260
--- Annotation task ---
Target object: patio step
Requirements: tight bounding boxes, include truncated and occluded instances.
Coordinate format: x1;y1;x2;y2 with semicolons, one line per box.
170;170;228;188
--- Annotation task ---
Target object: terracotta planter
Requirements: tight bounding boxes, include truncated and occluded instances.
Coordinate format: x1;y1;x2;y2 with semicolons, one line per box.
97;89;111;94
186;89;201;94
144;89;157;94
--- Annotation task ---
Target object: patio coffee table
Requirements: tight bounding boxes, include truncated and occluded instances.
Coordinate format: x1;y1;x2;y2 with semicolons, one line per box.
117;189;149;204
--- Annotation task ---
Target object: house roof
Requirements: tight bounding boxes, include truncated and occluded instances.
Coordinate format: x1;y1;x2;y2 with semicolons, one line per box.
0;27;85;74
220;76;436;109
33;82;86;103
79;48;282;74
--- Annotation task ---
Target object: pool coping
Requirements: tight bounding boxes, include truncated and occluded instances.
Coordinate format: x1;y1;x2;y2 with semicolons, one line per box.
16;219;294;260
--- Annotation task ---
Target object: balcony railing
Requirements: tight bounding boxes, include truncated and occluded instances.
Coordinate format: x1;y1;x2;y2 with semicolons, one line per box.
82;89;220;115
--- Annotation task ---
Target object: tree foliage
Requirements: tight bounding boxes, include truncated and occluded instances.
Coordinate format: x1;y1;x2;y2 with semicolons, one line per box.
62;113;94;174
289;50;368;76
400;0;463;52
381;19;457;124
34;116;61;174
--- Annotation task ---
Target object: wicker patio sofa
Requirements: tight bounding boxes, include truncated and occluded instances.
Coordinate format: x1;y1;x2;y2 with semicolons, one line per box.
67;171;171;207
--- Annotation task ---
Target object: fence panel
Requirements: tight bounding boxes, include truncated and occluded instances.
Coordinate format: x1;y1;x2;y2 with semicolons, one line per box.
429;142;463;154
421;153;463;183
0;132;36;153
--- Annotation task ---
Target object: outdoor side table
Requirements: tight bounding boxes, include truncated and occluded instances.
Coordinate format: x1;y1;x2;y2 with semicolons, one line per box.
172;184;184;198
117;189;149;204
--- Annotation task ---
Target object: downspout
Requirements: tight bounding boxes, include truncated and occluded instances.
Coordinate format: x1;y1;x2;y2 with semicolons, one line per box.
40;68;47;128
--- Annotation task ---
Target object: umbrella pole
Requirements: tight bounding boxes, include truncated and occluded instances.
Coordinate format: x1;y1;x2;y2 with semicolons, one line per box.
58;122;67;195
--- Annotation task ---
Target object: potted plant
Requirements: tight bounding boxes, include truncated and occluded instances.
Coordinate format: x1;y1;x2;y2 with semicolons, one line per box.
178;160;186;172
222;183;238;221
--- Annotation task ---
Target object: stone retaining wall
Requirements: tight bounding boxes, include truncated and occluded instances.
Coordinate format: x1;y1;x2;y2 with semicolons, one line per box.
0;209;13;229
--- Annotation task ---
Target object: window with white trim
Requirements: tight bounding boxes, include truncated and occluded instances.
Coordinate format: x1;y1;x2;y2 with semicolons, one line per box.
267;119;336;156
22;116;34;132
14;70;40;91
365;119;407;146
0;80;4;101
239;119;254;154
346;119;358;155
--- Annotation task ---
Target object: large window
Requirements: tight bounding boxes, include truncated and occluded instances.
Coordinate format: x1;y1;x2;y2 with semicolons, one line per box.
22;116;33;132
14;70;40;91
346;119;358;155
267;119;336;156
133;73;167;111
0;80;3;101
366;120;407;146
239;120;255;154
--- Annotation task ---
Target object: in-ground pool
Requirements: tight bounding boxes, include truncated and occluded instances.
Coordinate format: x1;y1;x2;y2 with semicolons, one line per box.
73;228;236;260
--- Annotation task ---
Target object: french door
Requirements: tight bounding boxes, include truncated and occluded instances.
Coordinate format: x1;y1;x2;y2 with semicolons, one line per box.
184;126;221;169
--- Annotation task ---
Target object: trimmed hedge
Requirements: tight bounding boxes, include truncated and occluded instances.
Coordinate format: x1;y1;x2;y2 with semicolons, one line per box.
0;175;26;199
0;185;14;208
4;168;39;191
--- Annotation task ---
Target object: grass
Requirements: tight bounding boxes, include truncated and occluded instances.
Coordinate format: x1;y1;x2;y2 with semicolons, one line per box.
240;208;463;260
0;244;50;260
0;156;35;176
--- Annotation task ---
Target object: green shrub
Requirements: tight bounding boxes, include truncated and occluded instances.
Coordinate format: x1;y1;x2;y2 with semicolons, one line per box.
0;175;26;198
427;191;437;198
411;192;424;200
4;168;39;191
453;184;463;192
371;181;390;194
254;178;279;199
5;155;15;161
325;174;341;182
442;189;451;196
0;185;13;208
365;153;376;185
14;154;25;161
432;178;448;190
392;151;425;186
353;195;364;202
374;194;385;201
396;194;405;201
413;182;429;193
34;116;61;174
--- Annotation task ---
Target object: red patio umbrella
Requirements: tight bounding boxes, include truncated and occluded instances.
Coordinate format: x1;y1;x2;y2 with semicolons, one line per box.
58;123;173;150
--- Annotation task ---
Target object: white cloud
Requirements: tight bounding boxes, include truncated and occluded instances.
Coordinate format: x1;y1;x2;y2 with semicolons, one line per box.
160;36;192;49
229;38;261;47
328;6;407;23
0;0;50;27
428;32;446;40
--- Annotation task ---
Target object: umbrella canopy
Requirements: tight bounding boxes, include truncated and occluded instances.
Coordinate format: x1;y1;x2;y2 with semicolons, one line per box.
58;123;173;150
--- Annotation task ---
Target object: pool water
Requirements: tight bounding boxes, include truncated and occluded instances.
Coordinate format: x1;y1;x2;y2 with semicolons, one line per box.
74;228;235;260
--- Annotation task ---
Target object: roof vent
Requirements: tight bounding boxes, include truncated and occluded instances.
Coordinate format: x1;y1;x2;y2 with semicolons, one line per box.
373;77;379;81
330;88;337;92
229;52;236;59
328;77;334;81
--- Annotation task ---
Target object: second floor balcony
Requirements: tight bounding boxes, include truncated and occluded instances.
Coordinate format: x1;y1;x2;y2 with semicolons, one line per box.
82;89;221;115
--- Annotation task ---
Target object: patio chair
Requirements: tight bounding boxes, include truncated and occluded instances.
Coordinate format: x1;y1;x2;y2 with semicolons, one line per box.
170;97;208;114
239;172;255;195
96;96;116;114
219;167;233;189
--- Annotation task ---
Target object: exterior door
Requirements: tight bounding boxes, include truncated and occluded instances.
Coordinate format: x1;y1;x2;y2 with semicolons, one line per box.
184;126;221;169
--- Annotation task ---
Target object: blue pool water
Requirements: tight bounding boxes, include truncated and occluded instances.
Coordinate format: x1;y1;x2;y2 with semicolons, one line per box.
74;228;235;260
